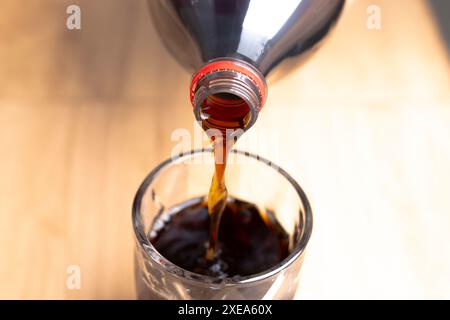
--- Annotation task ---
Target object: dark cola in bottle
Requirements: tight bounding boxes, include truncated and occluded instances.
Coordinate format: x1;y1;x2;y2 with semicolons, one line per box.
148;0;345;131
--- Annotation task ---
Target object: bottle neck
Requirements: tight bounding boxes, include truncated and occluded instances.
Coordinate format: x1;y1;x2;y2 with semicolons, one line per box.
190;59;267;133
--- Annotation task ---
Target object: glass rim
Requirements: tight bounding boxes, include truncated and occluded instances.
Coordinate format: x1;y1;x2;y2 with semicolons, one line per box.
132;148;313;285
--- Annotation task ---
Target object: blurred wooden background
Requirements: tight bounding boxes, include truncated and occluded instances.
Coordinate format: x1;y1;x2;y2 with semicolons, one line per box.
0;0;449;299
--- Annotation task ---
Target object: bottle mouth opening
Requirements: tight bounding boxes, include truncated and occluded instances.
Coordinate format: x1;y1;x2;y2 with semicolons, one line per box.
190;59;267;135
194;90;255;139
193;73;262;135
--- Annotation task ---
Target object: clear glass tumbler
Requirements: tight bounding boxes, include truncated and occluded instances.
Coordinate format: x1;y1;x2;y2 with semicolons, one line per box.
132;149;312;300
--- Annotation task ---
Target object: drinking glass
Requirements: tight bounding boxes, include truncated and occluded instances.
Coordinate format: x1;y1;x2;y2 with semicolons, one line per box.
132;149;312;299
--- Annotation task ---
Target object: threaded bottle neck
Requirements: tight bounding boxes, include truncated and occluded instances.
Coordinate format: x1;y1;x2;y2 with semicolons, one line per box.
190;59;267;133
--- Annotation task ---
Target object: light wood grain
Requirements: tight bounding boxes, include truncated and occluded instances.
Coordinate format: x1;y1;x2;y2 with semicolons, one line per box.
0;0;449;299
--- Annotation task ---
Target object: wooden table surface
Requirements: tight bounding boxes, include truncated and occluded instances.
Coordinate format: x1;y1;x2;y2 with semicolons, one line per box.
0;0;449;299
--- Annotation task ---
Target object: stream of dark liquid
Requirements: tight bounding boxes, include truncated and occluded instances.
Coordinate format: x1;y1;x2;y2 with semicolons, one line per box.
202;93;247;260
